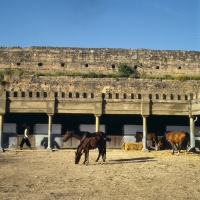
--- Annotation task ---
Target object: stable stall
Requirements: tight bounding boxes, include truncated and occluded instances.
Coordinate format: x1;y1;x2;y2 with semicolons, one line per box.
34;124;62;149
166;125;200;149
2;123;17;148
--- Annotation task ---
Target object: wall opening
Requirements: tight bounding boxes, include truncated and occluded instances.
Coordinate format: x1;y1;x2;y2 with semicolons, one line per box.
116;93;119;99
21;92;25;97
131;93;134;99
163;94;166;100
38;63;43;66
61;63;65;67
6;91;10;97
185;95;188;100
61;92;65;98
44;92;47;97
85;64;88;67
83;93;87;98
69;92;72;98
14;92;17;97
29;92;32;97
76;92;79;98
112;64;115;69
156;94;159;99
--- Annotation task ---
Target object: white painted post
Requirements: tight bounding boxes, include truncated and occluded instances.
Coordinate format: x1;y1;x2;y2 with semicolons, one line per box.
189;116;197;152
95;115;100;132
47;114;53;151
142;115;149;152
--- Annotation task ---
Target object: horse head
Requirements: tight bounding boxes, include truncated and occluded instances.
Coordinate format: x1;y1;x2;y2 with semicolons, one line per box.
156;136;166;151
62;130;74;142
75;151;83;164
135;131;142;138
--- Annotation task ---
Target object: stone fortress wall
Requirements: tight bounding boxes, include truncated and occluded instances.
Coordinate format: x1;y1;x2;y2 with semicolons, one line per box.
0;46;199;76
0;46;200;101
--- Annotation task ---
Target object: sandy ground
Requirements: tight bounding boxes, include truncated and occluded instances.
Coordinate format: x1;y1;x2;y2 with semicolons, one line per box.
0;148;200;200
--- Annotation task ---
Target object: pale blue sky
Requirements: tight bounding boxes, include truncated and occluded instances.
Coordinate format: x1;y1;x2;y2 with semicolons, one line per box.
0;0;199;51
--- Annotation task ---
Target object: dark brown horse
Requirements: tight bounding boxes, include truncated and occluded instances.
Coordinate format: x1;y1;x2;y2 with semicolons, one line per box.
135;131;158;146
62;130;111;162
156;131;190;155
75;133;107;165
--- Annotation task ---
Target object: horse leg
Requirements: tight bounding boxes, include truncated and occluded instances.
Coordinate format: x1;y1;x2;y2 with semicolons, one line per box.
103;147;106;162
85;149;89;166
95;147;101;162
82;150;86;164
176;141;183;156
169;141;174;154
100;147;106;164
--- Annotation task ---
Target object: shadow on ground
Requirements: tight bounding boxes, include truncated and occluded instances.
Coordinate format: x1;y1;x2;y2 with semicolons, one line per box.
104;157;156;165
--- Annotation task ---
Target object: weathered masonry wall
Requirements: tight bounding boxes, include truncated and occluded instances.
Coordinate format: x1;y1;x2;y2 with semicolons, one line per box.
0;46;200;117
0;75;199;116
3;76;200;97
0;46;199;76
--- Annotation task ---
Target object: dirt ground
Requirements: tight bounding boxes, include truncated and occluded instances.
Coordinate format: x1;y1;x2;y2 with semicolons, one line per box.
0;148;200;200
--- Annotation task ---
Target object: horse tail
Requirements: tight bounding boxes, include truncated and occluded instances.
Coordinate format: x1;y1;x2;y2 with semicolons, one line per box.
183;132;190;149
106;137;111;142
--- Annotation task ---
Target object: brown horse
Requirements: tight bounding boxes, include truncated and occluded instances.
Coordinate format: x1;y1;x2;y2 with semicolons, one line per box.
156;131;190;155
75;133;107;165
62;130;111;162
135;131;158;146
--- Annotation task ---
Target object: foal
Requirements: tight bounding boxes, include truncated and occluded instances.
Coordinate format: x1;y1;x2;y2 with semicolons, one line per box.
75;134;106;165
63;130;111;162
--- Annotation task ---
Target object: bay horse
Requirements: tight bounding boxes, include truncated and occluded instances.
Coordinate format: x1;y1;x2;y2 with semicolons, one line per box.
135;131;158;146
156;131;190;155
62;130;111;162
75;133;107;165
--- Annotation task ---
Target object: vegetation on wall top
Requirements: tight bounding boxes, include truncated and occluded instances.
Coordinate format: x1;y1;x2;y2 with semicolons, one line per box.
1;64;200;86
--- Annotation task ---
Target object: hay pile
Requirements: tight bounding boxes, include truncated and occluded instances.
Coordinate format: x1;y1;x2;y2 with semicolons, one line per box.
122;142;143;150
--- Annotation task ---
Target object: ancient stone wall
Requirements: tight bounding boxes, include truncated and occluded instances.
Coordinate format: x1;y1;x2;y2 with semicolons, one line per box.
3;75;200;101
0;46;199;76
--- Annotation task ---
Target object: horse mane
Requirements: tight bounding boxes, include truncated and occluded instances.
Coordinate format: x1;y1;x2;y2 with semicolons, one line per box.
160;134;167;143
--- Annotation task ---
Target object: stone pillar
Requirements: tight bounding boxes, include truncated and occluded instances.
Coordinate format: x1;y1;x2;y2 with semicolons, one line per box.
47;114;53;151
95;115;100;132
189;116;197;152
141;115;149;152
0;114;4;152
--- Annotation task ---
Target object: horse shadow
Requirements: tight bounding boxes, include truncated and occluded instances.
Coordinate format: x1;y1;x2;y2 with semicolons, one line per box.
104;157;156;165
41;136;60;149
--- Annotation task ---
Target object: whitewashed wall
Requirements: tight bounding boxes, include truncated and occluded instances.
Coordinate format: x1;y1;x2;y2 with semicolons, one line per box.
122;125;143;143
2;123;17;148
79;124;106;132
166;126;200;136
3;123;17;133
33;124;62;134
33;124;62;149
